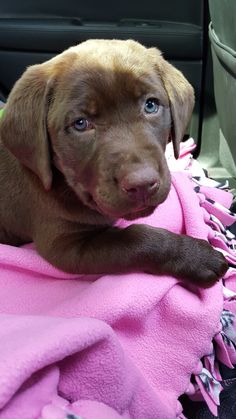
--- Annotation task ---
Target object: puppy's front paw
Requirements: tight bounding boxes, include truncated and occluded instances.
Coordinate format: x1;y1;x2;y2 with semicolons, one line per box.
193;245;228;288
177;237;228;288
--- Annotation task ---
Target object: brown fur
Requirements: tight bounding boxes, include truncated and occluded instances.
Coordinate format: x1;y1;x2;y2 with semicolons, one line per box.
0;39;227;285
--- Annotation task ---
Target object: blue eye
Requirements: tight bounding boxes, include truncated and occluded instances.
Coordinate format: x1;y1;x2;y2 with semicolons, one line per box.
74;118;93;131
144;98;159;114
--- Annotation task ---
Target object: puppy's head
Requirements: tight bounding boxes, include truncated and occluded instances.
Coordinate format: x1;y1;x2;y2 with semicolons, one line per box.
0;39;194;219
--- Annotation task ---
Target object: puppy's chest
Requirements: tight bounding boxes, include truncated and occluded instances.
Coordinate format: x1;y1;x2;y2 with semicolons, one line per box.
60;202;114;227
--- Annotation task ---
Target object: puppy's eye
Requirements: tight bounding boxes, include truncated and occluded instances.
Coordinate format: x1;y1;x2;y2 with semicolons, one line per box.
144;98;159;114
73;118;94;131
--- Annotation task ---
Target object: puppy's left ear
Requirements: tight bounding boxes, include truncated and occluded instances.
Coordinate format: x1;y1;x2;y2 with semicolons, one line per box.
0;64;53;190
151;49;195;159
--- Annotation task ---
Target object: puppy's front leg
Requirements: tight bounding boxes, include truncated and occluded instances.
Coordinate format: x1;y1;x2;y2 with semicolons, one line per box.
35;223;228;287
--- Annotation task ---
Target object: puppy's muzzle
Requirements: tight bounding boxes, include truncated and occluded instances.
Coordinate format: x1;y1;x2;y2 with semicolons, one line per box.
118;169;160;204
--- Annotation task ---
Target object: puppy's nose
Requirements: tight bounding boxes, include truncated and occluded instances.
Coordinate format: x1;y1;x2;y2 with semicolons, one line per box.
120;175;159;202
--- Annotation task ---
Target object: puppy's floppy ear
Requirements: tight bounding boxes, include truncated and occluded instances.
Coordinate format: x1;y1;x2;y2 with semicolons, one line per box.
0;64;53;190
151;49;195;159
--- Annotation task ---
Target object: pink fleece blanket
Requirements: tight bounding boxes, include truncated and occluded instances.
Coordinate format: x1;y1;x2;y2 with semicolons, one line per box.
0;140;236;419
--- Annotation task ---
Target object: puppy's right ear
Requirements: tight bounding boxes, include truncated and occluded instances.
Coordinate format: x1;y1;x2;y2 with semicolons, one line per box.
148;48;194;159
0;64;53;190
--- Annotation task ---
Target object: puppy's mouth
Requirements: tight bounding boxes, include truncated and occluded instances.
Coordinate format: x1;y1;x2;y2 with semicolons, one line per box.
83;192;157;220
122;206;157;220
82;192;101;212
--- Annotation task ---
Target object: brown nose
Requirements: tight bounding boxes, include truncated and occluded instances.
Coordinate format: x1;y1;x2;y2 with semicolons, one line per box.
120;172;160;203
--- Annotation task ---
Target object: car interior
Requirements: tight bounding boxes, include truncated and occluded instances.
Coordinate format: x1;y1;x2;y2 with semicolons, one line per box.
0;1;235;418
1;1;235;190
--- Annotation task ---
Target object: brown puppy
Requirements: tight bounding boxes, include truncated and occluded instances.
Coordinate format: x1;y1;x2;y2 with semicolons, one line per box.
0;39;227;286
